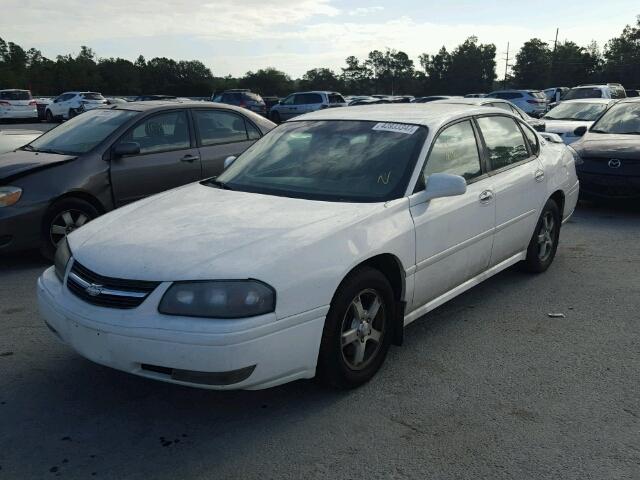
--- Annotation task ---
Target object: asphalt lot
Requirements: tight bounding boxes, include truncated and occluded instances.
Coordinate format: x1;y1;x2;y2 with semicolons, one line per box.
0;121;56;133
1;131;639;478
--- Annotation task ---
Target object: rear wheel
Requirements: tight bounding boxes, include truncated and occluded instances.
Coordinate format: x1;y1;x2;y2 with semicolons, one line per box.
41;198;99;260
521;199;561;273
45;110;54;123
270;111;281;124
68;109;76;120
317;267;394;389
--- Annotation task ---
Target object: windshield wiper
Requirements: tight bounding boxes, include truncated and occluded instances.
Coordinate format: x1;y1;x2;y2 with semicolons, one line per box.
36;148;73;155
616;131;640;135
206;179;234;190
20;144;36;151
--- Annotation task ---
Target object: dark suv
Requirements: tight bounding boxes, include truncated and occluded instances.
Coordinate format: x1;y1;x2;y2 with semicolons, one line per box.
212;90;267;117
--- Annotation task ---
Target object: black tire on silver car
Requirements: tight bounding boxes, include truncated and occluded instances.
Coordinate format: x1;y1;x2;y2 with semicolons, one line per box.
521;198;561;273
41;198;99;260
45;109;54;123
270;111;281;124
317;266;394;389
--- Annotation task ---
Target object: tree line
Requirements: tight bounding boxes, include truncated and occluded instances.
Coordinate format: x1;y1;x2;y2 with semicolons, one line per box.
1;15;639;98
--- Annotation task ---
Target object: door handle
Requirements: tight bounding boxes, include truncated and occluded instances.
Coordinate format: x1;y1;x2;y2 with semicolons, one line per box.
479;190;494;204
535;169;545;182
180;154;200;163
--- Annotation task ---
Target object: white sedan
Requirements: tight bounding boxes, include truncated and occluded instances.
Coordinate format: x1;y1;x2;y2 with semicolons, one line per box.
37;104;579;390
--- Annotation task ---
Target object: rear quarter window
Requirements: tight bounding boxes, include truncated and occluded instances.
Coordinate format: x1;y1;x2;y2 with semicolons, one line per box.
328;94;346;104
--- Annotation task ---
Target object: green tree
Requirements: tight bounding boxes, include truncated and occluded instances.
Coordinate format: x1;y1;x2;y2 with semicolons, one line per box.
239;68;293;96
447;37;496;94
603;15;640;88
299;68;342;91
512;39;552;88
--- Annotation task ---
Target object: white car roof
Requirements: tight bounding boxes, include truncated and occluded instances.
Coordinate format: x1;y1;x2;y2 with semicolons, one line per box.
558;98;614;104
294;103;506;126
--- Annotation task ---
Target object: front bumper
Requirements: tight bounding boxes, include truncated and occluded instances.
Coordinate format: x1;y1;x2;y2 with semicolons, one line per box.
577;172;640;199
0;202;46;253
37;267;327;390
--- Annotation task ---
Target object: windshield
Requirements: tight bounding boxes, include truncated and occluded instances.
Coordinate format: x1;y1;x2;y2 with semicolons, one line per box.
563;88;603;100
543;102;608;121
27;109;138;155
590;103;640;134
215;120;428;202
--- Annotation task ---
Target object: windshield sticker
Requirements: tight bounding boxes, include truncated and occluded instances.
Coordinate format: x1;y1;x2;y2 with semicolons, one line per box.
377;171;391;184
372;122;419;135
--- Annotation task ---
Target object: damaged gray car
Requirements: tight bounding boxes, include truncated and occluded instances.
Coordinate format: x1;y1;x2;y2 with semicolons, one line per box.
0;101;274;258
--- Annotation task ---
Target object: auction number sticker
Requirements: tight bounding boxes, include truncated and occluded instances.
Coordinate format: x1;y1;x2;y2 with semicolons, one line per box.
372;122;419;135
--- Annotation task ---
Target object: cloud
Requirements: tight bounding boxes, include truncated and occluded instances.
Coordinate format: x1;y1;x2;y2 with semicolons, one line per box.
348;6;384;16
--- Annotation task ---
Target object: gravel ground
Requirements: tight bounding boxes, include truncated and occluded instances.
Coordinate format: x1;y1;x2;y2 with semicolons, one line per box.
0;200;639;480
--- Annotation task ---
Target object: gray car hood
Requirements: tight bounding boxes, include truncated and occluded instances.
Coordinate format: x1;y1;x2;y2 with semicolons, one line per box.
0;150;76;183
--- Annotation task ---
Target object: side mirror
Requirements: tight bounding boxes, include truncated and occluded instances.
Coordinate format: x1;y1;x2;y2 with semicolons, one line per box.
410;173;466;206
223;155;237;169
573;126;587;137
112;142;140;157
540;132;564;144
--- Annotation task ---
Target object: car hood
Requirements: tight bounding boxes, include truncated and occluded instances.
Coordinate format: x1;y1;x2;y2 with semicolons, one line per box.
543;120;593;134
69;183;383;281
572;133;640;158
0;149;76;182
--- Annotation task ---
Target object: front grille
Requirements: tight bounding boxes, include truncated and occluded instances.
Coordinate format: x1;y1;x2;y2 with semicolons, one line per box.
578;172;640;198
66;261;160;309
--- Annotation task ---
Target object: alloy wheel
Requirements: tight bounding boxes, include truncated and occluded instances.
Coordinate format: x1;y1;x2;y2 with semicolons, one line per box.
537;211;556;262
340;288;386;370
49;209;89;247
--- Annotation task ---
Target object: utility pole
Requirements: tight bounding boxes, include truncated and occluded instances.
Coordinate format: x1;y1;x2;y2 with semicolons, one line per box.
503;42;510;88
553;28;559;53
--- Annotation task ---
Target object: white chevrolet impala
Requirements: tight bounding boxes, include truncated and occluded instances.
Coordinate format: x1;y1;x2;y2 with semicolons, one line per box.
37;104;579;390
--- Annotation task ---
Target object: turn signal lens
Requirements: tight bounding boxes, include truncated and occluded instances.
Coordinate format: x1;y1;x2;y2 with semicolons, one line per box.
0;186;22;207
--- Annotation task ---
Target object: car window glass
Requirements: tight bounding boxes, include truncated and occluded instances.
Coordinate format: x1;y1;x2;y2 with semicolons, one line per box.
591;103;640;134
477;116;530;170
194;110;249;146
509;105;525;119
423;120;482;182
521;124;540;156
328;94;345;104
489;102;512;112
122;111;190;154
246;121;261;140
564;88;603;100
282;95;295;105
0;90;32;100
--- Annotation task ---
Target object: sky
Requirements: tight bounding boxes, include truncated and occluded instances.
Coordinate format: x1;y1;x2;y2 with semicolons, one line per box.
1;0;638;78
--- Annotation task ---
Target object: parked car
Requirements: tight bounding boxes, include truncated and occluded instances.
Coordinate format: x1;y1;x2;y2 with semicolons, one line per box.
464;93;486;98
543;87;569;104
485;90;548;117
45;92;108;122
212;90;267;117
0;102;275;258
0;129;41;154
35;98;52;120
269;91;347;123
561;84;626;102
625;89;639;98
542;99;615;144
0;89;38;122
349;98;391;106
570;97;640;200
37;103;578;391
262;96;280;115
432;97;546;131
105;97;129;105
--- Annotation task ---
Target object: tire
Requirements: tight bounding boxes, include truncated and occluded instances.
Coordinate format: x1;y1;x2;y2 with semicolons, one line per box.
270;111;281;124
521;198;561;273
317;266;395;389
40;198;100;260
68;109;76;119
45;110;54;123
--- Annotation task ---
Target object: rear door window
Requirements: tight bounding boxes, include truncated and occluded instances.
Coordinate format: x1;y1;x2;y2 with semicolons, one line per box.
194;110;250;146
295;93;322;105
477;115;530;171
82;93;105;100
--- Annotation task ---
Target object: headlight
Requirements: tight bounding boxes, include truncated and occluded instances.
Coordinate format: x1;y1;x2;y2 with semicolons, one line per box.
159;280;276;318
566;145;583;165
54;238;72;281
0;186;22;207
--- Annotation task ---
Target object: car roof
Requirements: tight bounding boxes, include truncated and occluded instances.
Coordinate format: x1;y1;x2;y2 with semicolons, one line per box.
293;103;507;127
617;97;640;104
0;88;30;92
558;98;615;104
108;100;258;114
295;91;341;95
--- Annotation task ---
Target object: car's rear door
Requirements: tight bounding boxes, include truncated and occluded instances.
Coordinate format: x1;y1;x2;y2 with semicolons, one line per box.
109;109;201;205
192;108;261;178
295;93;323;115
410;118;496;309
475;114;546;266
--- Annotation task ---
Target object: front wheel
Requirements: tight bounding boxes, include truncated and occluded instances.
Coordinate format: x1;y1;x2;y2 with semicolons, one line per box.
317;267;394;389
45;110;54;123
41;198;99;260
270;111;281;124
521;199;561;273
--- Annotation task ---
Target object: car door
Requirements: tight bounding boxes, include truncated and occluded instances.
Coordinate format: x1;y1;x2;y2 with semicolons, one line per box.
109;109;201;205
192;108;260;177
295;93;322;115
475;115;546;266
50;94;68;116
409;118;496;310
278;94;297;120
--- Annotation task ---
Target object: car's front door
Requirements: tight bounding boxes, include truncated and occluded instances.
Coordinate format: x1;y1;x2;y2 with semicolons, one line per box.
109;109;201;205
192;109;261;177
475;115;546;266
278;94;298;120
409;119;496;310
295;93;322;115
